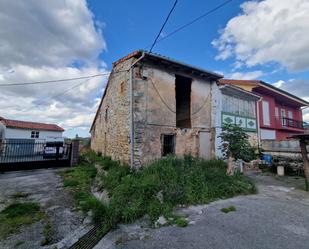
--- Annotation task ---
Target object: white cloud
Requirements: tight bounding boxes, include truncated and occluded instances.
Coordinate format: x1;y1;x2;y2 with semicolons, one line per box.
0;0;105;67
270;79;309;122
228;70;264;80
212;0;309;72
272;80;285;88
0;0;107;137
276;79;309;99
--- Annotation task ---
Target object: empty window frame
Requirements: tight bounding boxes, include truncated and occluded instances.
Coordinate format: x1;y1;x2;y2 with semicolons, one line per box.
175;75;192;128
161;134;175;156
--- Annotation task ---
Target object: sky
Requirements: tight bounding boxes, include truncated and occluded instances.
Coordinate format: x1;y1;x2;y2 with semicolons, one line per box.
0;0;309;137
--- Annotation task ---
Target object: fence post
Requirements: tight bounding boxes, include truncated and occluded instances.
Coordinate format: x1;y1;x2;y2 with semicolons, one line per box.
56;145;60;161
70;139;80;166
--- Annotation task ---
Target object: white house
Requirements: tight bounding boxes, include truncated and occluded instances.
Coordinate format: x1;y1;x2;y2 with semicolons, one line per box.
0;116;64;142
213;84;261;158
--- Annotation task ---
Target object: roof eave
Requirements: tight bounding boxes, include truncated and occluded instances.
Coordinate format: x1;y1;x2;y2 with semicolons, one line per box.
258;81;309;106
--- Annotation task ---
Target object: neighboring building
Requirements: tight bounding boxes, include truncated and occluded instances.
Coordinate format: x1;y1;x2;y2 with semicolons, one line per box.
219;79;309;140
90;51;260;167
0;116;64;142
214;84;261;157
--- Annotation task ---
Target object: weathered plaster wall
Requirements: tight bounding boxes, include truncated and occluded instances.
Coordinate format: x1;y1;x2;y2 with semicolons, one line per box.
132;64;215;167
211;84;223;158
91;59;133;164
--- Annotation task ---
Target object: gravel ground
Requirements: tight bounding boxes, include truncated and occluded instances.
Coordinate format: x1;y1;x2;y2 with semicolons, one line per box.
0;168;91;249
94;173;309;249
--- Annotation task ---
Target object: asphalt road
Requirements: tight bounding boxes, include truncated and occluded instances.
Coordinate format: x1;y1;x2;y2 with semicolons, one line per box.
0;168;89;249
95;174;309;249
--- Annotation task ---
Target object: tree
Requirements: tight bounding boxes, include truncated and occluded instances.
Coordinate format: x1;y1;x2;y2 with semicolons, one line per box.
219;124;255;175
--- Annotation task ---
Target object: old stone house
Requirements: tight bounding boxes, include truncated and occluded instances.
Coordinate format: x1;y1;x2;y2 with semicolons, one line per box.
90;50;259;168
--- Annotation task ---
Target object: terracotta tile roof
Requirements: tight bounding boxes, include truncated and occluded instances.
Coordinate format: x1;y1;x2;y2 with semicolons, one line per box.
0;117;64;132
218;79;260;86
219;78;309;106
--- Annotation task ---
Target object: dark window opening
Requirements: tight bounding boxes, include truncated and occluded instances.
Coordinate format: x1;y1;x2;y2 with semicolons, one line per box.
31;131;39;138
120;81;125;94
161;134;175;156
176;75;192;128
105;107;109;122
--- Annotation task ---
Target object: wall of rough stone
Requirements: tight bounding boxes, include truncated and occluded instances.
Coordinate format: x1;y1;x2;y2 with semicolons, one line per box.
247;132;259;147
132;63;215;168
91;59;133;164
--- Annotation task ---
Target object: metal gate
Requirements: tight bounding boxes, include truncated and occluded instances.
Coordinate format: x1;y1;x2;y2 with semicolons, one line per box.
0;140;72;172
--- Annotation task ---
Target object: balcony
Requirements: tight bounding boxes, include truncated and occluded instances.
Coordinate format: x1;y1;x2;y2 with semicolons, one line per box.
278;117;308;130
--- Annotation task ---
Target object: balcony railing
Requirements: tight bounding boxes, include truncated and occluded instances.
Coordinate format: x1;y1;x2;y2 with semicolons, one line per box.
280;117;308;129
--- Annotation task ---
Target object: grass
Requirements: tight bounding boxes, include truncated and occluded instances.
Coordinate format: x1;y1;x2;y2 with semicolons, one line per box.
61;152;255;235
14;240;25;247
175;217;188;227
221;205;237;213
0;202;43;239
40;217;53;246
11;192;31;199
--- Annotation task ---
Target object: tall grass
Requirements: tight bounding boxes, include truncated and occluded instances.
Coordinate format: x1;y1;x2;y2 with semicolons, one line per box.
61;152;256;233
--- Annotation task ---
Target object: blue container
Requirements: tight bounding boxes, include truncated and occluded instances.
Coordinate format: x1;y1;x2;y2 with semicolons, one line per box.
262;154;272;164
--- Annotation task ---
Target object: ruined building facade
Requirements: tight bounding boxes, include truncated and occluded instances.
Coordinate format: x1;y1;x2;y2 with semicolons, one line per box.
90;51;258;168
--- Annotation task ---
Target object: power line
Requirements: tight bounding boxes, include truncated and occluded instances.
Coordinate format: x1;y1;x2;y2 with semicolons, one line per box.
0;70;126;87
0;0;232;88
20;79;92;113
149;0;178;52
0;73;109;87
146;0;233;49
37;79;91;106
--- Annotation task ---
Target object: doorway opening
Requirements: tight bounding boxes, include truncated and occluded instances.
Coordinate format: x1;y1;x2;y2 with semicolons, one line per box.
175;75;191;128
161;134;175;156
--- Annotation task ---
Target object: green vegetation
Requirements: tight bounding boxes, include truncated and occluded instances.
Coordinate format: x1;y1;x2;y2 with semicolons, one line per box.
14;241;25;247
0;202;43;239
219;124;257;175
11;192;31;199
40;217;53;246
221;205;237;213
175;217;188;227
61;152;255;235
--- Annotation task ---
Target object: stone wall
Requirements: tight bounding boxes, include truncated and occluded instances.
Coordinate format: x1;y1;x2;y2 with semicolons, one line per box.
132;63;215;168
91;59;219;168
91;58;133;164
247;132;259;147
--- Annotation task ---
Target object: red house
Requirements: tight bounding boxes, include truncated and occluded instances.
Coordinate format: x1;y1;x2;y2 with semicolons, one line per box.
219;79;309;140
